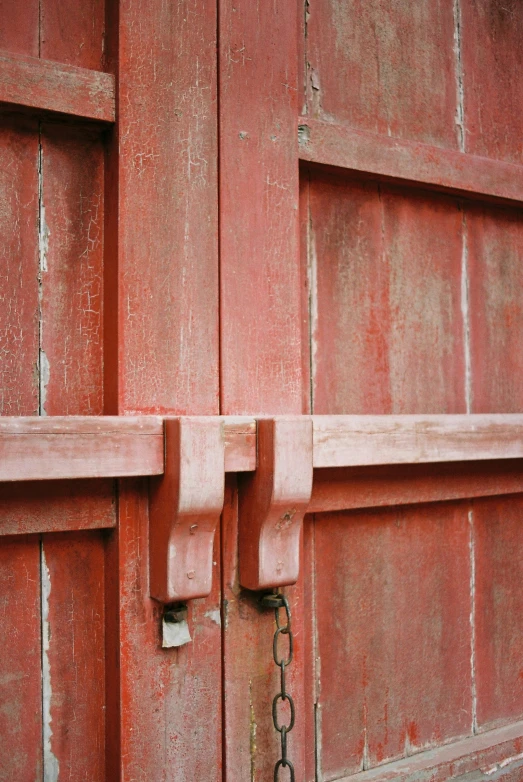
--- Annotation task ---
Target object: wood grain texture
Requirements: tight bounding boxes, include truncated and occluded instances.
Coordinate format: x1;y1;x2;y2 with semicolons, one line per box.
461;0;523;164
43;532;106;782
0;0;38;56
467;204;523;414
0;51;115;122
219;0;303;414
309;174;465;415
304;0;458;149
0;431;163;481
313;415;523;468
219;2;307;774
0;537;42;781
299;118;523;205
0;117;39;415
0;480;115;536
315;504;472;777
40;0;105;70
343;720;523;782
310;461;523;515
107;480;223;781
474;497;523;732
222;476;307;780
107;0;219;416
104;1;223;776
40;124;105;415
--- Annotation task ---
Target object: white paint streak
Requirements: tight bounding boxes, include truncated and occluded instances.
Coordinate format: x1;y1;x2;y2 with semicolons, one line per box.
461;213;472;414
39;349;50;417
453;0;465;153
469;508;477;734
41;543;59;782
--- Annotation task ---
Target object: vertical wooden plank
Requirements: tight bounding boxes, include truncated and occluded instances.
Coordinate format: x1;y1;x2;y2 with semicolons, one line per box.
219;3;307;779
221;476;307;780
310;173;466;415
39;123;104;416
469;201;523;732
315;504;472;777
474;496;523;731
0;117;39;416
219;0;302;415
107;480;223;781
0;116;42;780
107;0;219;416
104;1;222;778
42;532;105;781
0;537;42;781
305;0;458;148
40;0;105;70
32;7;111;778
461;0;523;163
0;0;39;56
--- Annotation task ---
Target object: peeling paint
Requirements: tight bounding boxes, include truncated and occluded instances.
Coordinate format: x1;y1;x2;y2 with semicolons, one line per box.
249;679;257;782
453;0;466;152
41;543;59;782
205;608;221;627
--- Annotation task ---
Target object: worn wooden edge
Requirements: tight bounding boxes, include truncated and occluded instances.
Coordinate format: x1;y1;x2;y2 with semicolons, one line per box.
2;414;523;482
0;50;115;123
0;416;255;480
313;414;523;468
340;720;523;782
298;117;523;205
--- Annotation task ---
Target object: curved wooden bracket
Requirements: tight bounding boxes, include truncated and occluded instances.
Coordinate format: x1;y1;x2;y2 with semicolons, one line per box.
149;417;225;603
238;417;313;591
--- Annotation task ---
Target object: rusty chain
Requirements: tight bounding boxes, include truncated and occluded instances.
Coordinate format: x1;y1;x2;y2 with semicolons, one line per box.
260;592;295;782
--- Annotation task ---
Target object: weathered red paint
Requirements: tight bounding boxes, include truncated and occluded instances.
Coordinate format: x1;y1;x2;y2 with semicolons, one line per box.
315;504;472;775
1;0;523;778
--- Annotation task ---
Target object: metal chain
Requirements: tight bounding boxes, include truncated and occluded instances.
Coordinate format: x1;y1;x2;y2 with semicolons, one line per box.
260;593;296;782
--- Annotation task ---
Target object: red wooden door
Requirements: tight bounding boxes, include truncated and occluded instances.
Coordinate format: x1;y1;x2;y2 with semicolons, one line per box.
2;2;523;781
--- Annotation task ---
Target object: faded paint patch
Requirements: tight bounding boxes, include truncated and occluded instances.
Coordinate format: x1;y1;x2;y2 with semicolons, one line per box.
205;608;221;627
41;543;59;782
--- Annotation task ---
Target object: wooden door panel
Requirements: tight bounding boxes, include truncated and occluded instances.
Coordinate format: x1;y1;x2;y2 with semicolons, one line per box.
314;503;472;777
0;536;42;782
0;117;39;416
40;0;105;71
39;123;105;416
467;203;523;413
308;173;466;416
474;496;523;731
42;531;106;781
305;0;459;149
461;0;523;163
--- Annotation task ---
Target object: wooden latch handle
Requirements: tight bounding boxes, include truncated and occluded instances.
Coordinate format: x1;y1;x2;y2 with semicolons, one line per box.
149;417;225;603
238;417;313;590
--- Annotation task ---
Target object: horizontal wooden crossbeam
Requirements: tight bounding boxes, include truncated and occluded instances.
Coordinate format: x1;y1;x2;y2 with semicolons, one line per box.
0;416;255;481
2;414;523;482
0;50;115;122
298;117;523;205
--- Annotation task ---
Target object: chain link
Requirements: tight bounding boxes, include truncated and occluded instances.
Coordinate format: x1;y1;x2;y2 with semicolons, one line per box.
260;593;296;782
